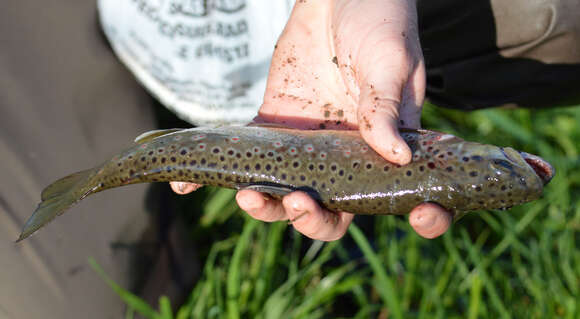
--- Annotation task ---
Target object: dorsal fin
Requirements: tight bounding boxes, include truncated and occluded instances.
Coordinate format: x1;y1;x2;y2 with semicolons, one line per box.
134;129;183;144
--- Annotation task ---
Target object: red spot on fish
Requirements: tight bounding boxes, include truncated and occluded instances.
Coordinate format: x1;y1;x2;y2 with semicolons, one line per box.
231;137;240;143
198;144;206;150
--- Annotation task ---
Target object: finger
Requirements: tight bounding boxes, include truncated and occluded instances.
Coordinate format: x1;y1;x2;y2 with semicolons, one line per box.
236;190;287;222
399;60;426;129
408;202;451;239
358;86;412;165
170;182;203;195
282;191;354;241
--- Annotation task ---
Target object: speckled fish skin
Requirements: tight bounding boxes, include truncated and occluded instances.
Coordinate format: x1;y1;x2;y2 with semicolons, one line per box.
18;126;554;241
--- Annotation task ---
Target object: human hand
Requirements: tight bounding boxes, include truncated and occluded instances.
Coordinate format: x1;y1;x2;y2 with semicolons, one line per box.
171;0;452;240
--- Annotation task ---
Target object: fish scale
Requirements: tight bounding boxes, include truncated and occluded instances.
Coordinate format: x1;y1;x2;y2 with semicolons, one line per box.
18;126;554;241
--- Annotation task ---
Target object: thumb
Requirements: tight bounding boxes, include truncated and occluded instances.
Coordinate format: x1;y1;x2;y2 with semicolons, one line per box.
357;81;412;165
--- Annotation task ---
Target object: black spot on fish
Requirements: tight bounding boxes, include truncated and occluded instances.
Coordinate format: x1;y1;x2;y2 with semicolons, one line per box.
227;149;235;156
447;151;453;156
190;160;197;166
180;150;187;155
152;157;158;163
300;175;306;181
265;164;272;171
433;149;439;155
366;163;372;170
281;173;287;180
276;156;283;162
171;157;177;163
395;179;400;184
219;156;225;161
208;162;217;168
339;169;345;176
383;166;390;172
330;177;335;184
255;163;261;170
419;166;424;172
462;157;469;162
267;151;274;157
178;171;184;177
501;185;507;191
352;162;360;169
293;161;300;168
319;164;325;171
259;154;265;159
428;162;435;169
330;164;337;171
406;170;412;176
348;175;353;181
236;153;242;159
201;158;207;165
446;166;453;172
161;158;167;164
244;164;250;171
308;164;315;171
471;155;483;162
246;152;252;158
148;151;154;156
469;171;478;177
475;186;482;192
312;181;317;187
233;163;239;169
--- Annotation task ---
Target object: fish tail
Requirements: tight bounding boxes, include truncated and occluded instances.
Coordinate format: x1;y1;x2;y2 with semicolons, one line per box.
17;168;99;242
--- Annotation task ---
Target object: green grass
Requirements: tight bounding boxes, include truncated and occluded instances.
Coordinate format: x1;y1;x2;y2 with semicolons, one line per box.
96;104;580;318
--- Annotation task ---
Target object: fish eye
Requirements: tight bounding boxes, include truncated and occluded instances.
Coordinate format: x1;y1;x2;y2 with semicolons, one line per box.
492;159;513;171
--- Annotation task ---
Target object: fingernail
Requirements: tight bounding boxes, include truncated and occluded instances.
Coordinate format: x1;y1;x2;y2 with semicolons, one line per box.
177;182;187;193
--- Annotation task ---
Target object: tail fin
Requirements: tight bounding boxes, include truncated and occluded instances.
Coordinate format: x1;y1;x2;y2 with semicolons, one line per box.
17;168;97;242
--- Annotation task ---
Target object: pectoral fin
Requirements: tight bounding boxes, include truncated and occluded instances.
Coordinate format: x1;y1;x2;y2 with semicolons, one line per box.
237;183;295;196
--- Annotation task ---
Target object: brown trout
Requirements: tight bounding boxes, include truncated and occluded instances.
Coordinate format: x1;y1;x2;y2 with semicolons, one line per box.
18;126;554;241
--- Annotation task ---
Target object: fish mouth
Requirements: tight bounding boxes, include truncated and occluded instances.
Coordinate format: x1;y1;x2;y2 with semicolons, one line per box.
520;152;555;185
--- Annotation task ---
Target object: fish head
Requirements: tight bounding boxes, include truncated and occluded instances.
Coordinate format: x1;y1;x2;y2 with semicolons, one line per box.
490;146;554;186
456;143;554;210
